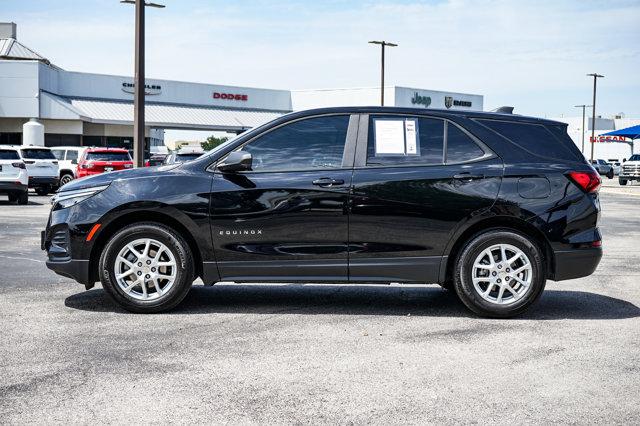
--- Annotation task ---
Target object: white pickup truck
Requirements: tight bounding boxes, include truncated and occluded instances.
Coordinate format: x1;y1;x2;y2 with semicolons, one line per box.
619;154;640;185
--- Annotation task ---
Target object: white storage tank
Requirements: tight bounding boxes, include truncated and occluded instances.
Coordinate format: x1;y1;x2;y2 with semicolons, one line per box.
23;118;44;146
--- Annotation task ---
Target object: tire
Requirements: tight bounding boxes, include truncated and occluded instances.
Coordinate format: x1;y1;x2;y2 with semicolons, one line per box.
7;193;17;203
17;191;28;205
619;179;628;186
59;173;74;187
606;170;614;179
453;229;546;318
99;222;195;313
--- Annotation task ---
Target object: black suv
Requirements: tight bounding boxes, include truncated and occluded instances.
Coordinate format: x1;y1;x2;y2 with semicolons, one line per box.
42;107;602;317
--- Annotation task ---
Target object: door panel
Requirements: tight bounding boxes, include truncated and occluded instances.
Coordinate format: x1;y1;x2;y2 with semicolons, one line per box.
348;114;503;283
209;114;357;281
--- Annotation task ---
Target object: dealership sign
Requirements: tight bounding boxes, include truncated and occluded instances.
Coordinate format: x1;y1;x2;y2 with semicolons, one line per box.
411;92;432;108
213;92;248;101
590;135;630;143
444;96;472;109
122;82;162;95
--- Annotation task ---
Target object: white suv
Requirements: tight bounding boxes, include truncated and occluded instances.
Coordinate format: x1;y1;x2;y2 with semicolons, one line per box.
619;154;640;185
17;146;60;195
51;146;87;187
0;146;29;204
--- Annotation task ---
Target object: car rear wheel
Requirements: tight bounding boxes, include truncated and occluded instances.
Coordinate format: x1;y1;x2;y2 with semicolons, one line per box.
619;179;628;186
99;222;194;313
17;191;28;205
35;186;51;196
59;173;74;186
606;170;614;179
453;229;546;318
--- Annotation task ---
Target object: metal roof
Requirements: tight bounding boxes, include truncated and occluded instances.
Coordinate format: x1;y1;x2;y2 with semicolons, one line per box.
0;38;52;65
41;93;283;131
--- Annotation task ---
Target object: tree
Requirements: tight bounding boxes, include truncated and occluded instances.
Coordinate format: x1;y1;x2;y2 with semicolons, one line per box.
201;135;229;151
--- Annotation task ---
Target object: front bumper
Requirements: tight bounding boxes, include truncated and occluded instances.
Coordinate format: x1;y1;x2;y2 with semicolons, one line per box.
552;247;602;281
0;181;28;193
45;258;92;285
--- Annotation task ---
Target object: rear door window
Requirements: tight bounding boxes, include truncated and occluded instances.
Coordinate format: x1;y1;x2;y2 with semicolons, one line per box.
66;150;79;162
0;149;20;160
367;116;444;166
477;120;582;162
446;124;486;163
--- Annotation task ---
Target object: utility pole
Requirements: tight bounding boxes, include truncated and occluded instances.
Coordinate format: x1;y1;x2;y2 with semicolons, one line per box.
121;0;165;168
574;104;592;154
368;40;397;106
586;73;604;162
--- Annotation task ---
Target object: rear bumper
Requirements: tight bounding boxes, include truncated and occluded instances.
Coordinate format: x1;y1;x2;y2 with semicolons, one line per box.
29;176;59;187
0;181;28;193
552;247;602;281
45;258;92;285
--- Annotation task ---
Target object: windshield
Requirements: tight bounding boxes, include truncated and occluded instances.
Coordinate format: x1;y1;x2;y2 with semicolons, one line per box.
21;149;56;160
628;155;640;162
175;153;203;162
0;149;20;160
85;152;131;162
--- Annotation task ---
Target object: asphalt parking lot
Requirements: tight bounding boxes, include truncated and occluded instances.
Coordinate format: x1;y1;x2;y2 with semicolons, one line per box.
1;181;639;424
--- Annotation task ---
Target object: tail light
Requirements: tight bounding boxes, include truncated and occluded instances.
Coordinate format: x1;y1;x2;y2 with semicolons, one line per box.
12;162;26;169
566;170;601;193
81;161;95;169
144;161;150;167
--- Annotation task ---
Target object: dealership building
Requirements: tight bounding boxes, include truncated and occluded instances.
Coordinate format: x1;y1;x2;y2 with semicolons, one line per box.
0;22;483;151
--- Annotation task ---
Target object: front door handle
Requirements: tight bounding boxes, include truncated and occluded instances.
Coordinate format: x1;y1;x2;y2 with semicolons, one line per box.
312;177;345;187
453;172;484;180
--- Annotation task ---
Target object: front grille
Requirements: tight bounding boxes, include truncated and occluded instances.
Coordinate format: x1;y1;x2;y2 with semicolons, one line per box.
48;229;71;260
622;165;640;177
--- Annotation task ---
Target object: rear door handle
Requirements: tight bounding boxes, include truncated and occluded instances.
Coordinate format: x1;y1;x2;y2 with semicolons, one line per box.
312;177;345;187
453;172;485;180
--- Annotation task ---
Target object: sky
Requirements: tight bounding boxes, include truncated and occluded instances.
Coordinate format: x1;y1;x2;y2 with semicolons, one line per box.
3;0;639;141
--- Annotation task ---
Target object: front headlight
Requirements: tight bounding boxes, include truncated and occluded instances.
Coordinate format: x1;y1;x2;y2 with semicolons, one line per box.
51;185;110;209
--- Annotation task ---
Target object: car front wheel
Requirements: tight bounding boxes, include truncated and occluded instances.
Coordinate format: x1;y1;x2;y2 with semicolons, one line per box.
453;229;546;318
99;222;194;313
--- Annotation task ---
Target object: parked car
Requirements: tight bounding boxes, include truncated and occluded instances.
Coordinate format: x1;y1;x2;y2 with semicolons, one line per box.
43;107;602;317
51;146;87;187
145;154;167;167
76;148;133;178
619;154;640;185
17;146;59;195
607;159;622;175
0;146;28;204
163;148;204;165
590;159;614;179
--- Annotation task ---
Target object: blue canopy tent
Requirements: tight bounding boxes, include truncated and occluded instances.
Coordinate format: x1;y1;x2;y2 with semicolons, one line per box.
601;124;640;140
600;124;640;156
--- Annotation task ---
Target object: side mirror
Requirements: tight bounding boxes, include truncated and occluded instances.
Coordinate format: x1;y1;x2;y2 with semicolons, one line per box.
218;151;252;173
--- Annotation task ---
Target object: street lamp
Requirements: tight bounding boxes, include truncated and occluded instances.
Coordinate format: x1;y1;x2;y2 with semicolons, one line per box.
121;0;165;168
574;104;592;154
368;40;397;106
586;73;604;162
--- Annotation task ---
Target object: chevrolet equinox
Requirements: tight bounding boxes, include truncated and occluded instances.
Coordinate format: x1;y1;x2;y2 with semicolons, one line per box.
43;107;602;317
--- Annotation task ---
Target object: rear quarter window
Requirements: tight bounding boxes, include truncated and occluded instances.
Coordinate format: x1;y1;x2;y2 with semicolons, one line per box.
476;119;583;162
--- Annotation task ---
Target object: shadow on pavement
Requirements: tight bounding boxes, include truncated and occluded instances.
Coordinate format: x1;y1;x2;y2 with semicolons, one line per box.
0;200;44;206
65;284;640;320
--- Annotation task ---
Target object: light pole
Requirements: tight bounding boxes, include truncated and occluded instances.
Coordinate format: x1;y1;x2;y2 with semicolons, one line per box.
586;73;604;162
121;0;165;168
574;104;592;154
368;40;397;106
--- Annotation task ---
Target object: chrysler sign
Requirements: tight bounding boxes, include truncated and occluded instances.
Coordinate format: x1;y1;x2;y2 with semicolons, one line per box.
122;82;162;95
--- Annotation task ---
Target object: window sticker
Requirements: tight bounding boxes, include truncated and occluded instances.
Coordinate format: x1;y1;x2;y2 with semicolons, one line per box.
374;120;405;154
405;119;418;154
373;118;420;156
